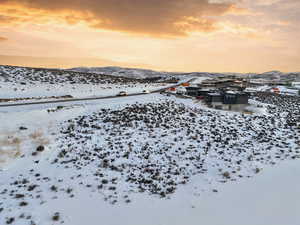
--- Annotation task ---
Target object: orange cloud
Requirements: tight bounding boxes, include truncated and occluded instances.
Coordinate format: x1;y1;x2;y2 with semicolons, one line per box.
226;5;257;15
274;20;291;26
0;0;237;37
0;36;7;41
218;21;265;40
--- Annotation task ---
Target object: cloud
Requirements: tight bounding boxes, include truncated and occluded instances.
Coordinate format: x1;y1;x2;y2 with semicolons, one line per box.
0;0;237;37
218;21;266;39
0;36;7;41
254;0;281;6
226;5;256;15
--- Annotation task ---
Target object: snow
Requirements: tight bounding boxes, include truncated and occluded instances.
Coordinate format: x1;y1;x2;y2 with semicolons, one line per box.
189;76;210;85
0;65;169;101
70;67;300;82
0;82;168;99
275;86;299;96
1;66;300;225
1;99;299;225
292;82;300;88
70;66;172;80
195;160;300;225
245;85;270;92
25;160;300;225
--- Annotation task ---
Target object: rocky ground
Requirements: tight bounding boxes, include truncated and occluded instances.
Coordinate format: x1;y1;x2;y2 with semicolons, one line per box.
0;65;148;86
252;92;300;126
0;93;299;225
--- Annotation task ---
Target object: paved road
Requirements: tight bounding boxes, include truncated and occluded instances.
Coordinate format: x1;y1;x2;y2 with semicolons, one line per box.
0;93;149;107
0;79;195;108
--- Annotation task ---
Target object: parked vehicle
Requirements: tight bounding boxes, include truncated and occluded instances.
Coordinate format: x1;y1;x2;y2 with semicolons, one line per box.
181;83;190;87
143;90;150;94
196;96;205;100
176;86;186;95
271;87;280;94
117;91;128;96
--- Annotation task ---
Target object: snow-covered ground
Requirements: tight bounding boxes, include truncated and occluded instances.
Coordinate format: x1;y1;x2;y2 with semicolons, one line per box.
0;65;169;101
0;82;168;99
70;66;173;80
245;85;270;92
0;91;299;225
6;159;297;225
70;67;300;82
189;77;211;85
246;86;299;96
275;86;299;96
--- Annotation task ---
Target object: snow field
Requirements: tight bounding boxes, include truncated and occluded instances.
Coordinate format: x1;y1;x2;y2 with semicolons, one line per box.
0;93;299;224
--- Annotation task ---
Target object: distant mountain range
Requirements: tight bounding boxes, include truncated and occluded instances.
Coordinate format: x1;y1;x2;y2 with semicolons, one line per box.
0;59;299;82
70;67;300;82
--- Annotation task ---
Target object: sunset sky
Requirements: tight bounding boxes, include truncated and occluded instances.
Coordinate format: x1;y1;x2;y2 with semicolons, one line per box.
0;0;299;72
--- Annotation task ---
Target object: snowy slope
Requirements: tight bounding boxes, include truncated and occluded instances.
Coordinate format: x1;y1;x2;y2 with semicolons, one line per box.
0;92;299;225
70;66;238;81
70;67;300;81
5;159;298;225
1;64;300;225
0;65;169;100
70;66;172;80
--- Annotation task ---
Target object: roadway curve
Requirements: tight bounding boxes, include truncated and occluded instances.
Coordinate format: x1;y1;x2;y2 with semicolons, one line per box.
0;79;195;108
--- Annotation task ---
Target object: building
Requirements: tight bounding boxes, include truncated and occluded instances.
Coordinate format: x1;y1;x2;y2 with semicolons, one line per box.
249;79;289;87
185;87;216;97
205;93;223;109
292;82;300;88
205;91;249;111
185;87;202;97
249;79;270;86
200;78;248;90
185;79;249;111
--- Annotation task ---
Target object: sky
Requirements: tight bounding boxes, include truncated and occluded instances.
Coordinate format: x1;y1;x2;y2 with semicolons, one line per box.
0;0;299;72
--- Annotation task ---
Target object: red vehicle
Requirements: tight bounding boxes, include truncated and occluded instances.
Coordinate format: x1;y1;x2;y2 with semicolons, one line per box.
196;96;205;100
272;88;280;94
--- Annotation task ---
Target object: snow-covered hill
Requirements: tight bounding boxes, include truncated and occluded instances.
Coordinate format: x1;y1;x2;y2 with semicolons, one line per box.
70;67;300;81
70;66;172;80
0;65;169;100
0;64;300;225
0;92;299;225
0;65;144;85
70;66;242;81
